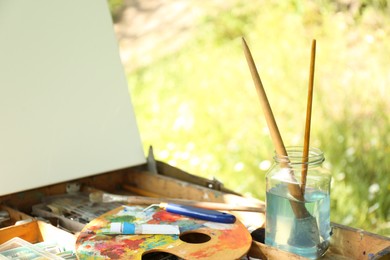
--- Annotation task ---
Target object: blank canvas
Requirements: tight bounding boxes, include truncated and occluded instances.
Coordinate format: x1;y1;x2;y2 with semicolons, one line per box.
0;0;146;195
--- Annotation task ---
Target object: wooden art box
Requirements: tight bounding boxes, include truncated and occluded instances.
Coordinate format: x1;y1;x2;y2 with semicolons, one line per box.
0;1;389;259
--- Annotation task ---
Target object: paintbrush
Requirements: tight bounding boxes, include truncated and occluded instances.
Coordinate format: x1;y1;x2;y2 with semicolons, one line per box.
242;37;320;245
301;39;316;195
89;191;265;213
147;203;237;223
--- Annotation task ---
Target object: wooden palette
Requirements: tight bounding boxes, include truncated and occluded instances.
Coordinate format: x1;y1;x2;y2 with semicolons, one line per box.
76;205;252;259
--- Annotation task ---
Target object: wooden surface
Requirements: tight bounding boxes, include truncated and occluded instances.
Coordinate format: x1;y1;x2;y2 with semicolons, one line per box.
1;166;389;259
0;167;133;213
126;170;264;207
0;221;43;244
327;223;390;259
0;220;75;251
126;170;266;229
248;222;390;260
76;205;252;260
155;161;241;195
0;205;33;226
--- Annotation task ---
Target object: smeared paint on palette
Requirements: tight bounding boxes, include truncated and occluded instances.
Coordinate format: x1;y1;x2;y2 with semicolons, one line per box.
76;205;251;259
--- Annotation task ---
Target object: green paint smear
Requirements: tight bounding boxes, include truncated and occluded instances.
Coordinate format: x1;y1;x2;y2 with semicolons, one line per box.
106;215;136;222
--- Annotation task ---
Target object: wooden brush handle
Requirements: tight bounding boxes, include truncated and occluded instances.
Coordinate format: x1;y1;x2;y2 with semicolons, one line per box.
242;38;310;219
122;184;162;197
101;192;265;213
301;39;316;195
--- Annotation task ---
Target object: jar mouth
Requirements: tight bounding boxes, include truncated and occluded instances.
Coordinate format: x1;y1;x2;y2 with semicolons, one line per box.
273;146;324;165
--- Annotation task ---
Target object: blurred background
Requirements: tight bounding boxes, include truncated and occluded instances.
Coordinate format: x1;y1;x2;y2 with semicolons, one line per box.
107;0;389;236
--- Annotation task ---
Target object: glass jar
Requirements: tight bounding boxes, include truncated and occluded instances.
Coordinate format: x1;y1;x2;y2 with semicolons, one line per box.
265;147;331;259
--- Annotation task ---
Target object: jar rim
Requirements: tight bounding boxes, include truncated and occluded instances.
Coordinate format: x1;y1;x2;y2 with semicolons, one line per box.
273;146;324;165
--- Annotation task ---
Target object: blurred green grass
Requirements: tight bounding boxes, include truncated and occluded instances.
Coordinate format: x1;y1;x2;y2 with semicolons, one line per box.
125;1;390;236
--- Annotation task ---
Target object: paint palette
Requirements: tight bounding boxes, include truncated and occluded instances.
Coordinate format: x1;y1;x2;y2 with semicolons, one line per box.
75;205;251;259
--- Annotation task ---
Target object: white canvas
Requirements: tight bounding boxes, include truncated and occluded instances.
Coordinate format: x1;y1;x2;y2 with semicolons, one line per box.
0;0;146;195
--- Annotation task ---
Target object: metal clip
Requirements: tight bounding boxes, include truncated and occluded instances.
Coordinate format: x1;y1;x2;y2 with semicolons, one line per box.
147;146;158;174
206;177;223;191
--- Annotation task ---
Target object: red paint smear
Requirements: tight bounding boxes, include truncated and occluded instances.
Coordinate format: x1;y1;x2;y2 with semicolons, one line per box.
93;238;145;258
101;247;125;259
122;238;145;250
95;242;125;258
88;225;102;231
149;210;182;223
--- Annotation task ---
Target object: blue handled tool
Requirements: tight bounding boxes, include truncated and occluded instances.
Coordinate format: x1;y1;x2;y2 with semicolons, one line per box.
159;203;236;224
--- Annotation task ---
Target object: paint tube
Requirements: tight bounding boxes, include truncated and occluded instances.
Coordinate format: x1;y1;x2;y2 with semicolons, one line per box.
104;222;180;235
